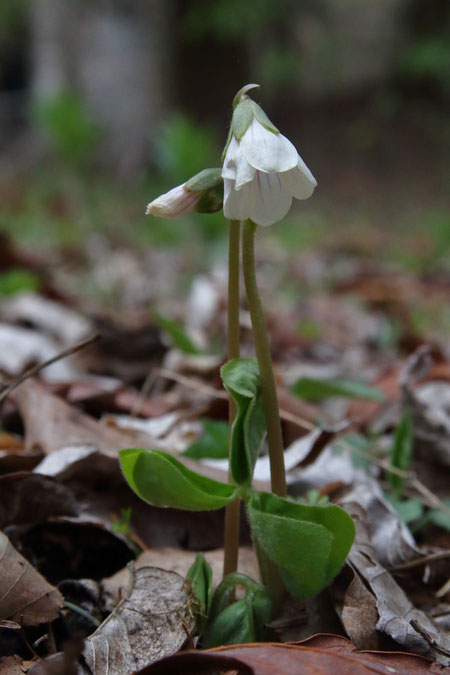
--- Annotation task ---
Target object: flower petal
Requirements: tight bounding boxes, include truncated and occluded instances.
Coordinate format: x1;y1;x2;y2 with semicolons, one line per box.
281;157;317;200
223;178;246;221
146;184;199;218
221;136;240;181
246;171;293;227
240;118;298;173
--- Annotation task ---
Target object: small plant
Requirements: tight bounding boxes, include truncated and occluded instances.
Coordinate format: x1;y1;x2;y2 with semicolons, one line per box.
119;84;355;645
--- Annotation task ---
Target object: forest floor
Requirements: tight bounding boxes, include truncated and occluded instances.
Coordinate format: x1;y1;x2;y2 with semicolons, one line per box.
0;103;449;672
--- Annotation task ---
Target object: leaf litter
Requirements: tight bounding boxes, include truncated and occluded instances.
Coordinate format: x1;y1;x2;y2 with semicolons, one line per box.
0;231;448;672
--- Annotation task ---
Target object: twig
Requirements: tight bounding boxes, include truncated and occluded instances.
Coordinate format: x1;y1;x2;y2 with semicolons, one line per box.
153;366;228;400
410;619;450;658
341;440;450;515
389;551;450;572
154;366;315;430
0;333;100;405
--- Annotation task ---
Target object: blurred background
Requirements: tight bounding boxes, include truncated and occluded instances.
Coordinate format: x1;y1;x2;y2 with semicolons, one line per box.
0;0;449;324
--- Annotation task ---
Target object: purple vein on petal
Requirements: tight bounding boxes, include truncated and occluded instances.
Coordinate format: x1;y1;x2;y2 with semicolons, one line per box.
257;171;264;201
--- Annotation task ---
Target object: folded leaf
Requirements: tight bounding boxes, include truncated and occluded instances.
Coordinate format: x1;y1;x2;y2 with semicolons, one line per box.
220;358;266;485
186;553;213;619
247;492;355;599
119;449;236;511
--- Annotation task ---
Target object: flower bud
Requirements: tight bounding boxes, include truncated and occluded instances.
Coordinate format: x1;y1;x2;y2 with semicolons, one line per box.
146;168;223;218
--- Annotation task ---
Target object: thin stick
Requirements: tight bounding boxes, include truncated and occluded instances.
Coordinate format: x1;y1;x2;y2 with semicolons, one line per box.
153;366;315;429
242;219;286;497
0;333;100;405
223;219;241;579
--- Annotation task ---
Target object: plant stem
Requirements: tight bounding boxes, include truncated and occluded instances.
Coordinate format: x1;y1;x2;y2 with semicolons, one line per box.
223;219;241;578
242;219;287;497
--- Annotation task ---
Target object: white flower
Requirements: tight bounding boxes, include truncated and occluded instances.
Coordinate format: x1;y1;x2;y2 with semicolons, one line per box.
146;183;200;218
222;108;317;227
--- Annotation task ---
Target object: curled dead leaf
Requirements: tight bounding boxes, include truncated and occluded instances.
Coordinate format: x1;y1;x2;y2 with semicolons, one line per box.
0;530;63;626
82;566;196;673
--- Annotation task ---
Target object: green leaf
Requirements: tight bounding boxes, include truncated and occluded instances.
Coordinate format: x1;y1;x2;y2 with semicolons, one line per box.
231;99;254;141
182;419;229;460
247;492;355;599
389;496;423;524
220;358;266;485
291;376;385;402
186;553;213;621
155;312;202;355
119;448;236;511
389;410;413;499
204;596;255;647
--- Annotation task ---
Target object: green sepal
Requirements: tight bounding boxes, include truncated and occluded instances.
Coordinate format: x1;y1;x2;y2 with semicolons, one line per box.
185;167;222;192
186;553;213;632
389;410;413;499
119;448;236;511
231;99;254;141
232;83;260;108
194;181;223;214
247;492;355;599
221;126;233;161
252;101;279;135
220;358;266;486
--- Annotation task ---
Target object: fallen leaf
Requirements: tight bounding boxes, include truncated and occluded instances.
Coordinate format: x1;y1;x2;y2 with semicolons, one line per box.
341;566;379;650
400;347;450;467
0;655;24;674
0;530;63;625
0;472;78;530
83;566;195;673
340;477;421;567
344;504;449;664
4;291;91;346
137;634;446;674
102;546;259;610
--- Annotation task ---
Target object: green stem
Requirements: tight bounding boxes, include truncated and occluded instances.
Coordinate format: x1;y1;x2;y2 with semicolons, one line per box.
223;219;241;579
242;220;287;497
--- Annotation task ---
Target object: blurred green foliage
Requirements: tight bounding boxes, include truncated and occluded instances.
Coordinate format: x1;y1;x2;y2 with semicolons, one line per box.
0;0;26;48
35;92;101;170
154;113;219;185
0;269;39;296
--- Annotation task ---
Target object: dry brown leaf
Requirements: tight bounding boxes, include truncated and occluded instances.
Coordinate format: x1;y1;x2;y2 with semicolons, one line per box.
344;504;449;665
0;472;78;530
0;530;63;625
83;566;196;673
0;655;24;674
13;379;230;483
102;546;259;610
136;634;446;674
342;567;379;650
401;347;450;467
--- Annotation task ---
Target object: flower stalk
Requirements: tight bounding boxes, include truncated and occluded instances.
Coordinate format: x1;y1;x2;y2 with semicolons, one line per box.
223;219;241;579
242;219;287;498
